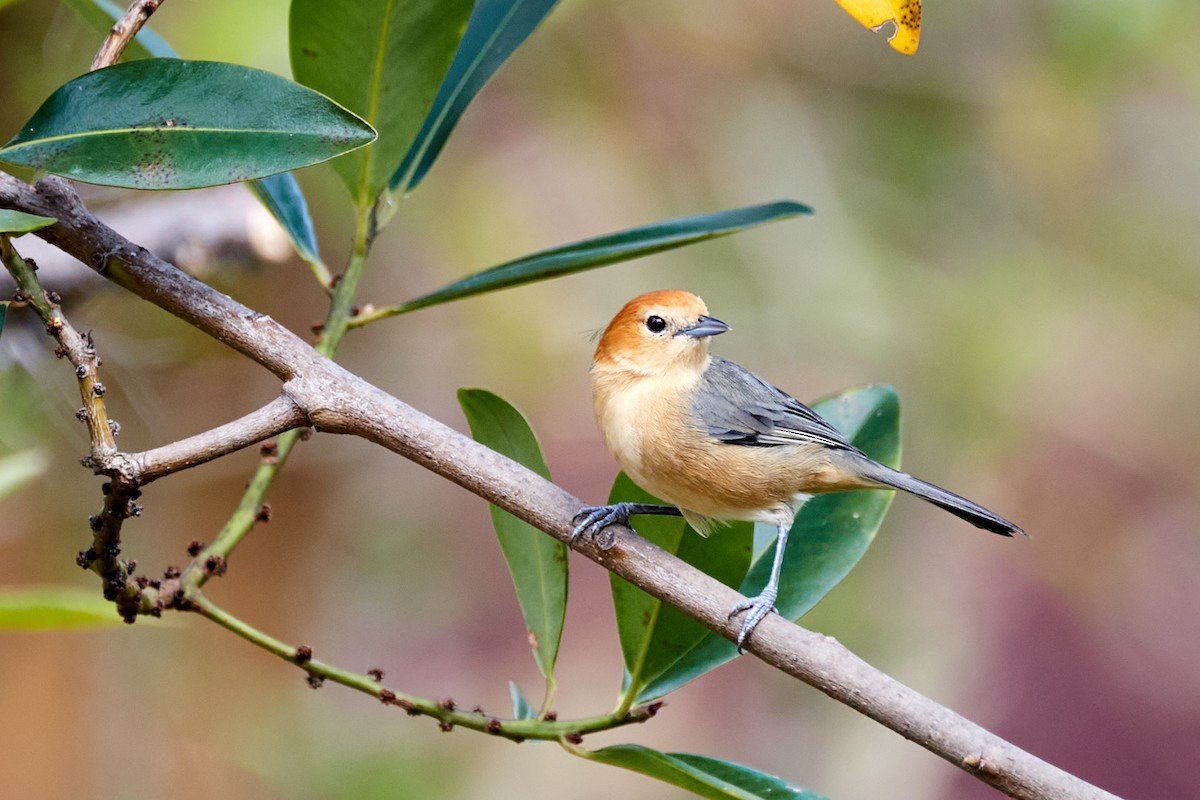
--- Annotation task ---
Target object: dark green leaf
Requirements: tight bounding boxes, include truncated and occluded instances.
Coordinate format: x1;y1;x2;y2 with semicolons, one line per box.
606;474;751;699
389;0;560;196
458;389;567;679
0;586;126;630
247;173;323;269
392;201;813;314
509;681;537;720
289;0;473;203
585;745;827;800
0;304;5;340
0;210;56;233
0;59;376;190
636;385;901;702
59;0;176;62
44;11;322;263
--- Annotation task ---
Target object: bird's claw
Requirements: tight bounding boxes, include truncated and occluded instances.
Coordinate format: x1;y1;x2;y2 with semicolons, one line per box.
571;503;632;548
729;590;778;652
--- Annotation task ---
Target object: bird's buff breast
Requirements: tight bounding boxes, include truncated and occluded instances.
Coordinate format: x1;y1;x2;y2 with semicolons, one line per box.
592;370;676;483
592;367;823;524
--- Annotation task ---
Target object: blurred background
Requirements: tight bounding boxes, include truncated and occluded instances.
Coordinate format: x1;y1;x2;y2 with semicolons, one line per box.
2;1;1199;798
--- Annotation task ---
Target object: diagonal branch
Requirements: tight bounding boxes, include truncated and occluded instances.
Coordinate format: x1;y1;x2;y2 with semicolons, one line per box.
0;172;1118;800
0;175;312;379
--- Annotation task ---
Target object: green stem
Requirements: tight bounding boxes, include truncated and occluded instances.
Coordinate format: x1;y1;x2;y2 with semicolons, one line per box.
303;254;335;293
190;594;662;743
538;675;558;721
318;199;373;355
347;303;403;330
183;427;303;591
184;196;376;588
612;603;664;719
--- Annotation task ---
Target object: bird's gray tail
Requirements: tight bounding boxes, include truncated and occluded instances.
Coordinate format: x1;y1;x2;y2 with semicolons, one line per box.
854;460;1022;537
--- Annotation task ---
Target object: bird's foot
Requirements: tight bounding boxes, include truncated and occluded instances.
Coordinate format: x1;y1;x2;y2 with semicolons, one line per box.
729;587;778;652
571;503;636;548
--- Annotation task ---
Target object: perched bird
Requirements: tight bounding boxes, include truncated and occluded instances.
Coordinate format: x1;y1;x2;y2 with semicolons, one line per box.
572;290;1022;649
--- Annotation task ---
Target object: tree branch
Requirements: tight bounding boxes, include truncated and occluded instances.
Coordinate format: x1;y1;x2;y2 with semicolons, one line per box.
107;395;308;484
2;234;142;616
90;0;166;71
0;172;1118;800
0;175;310;379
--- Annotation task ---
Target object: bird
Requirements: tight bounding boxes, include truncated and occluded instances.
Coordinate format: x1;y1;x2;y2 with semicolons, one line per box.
572;290;1022;649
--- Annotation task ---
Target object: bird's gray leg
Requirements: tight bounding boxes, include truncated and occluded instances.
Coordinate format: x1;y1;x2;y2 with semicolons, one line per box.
729;520;790;650
571;502;682;543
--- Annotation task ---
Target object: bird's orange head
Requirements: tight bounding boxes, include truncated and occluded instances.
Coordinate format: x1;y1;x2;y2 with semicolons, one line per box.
593;290;730;376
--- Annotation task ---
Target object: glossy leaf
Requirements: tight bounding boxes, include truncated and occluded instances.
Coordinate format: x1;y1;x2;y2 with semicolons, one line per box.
0;449;49;504
636;385;901;702
389;0;560;197
509;681;537;720
290;0;473;203
59;0;176;62
0;59;376;190
53;6;322;263
390;201;813;314
585;745;827;800
0;210;56;234
459;389;567;679
0;586;126;630
835;0;921;54
247;173;324;270
606;474;752;699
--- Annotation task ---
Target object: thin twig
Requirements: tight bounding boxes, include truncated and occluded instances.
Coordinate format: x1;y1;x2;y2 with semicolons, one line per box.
0;176;306;378
1;238;145;618
90;0;166;71
190;593;662;742
182;425;305;592
107;396;308;484
1;239;115;458
0;172;1120;800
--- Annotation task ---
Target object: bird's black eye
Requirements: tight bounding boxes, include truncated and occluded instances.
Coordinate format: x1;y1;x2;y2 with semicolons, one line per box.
645;315;667;333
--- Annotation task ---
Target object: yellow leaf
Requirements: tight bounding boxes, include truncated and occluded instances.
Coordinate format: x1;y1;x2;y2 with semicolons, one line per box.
834;0;921;55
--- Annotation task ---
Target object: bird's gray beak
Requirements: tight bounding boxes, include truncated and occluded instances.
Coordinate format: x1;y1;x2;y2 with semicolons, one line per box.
680;315;730;338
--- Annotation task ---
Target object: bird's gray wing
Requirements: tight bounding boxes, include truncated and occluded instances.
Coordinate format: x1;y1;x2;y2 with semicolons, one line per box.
693;356;859;451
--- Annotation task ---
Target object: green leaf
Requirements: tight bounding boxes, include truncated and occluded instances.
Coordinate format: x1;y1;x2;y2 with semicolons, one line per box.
389;0;560;197
289;0;474;204
458;389;567;679
391;201;814;314
0;59;377;190
0;210;56;234
59;0;176;62
635;385;901;703
606;474;752;700
509;681;537;720
0;449;49;503
247;173;324;270
47;10;322;263
0;304;5;340
584;745;828;800
0;586;126;630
